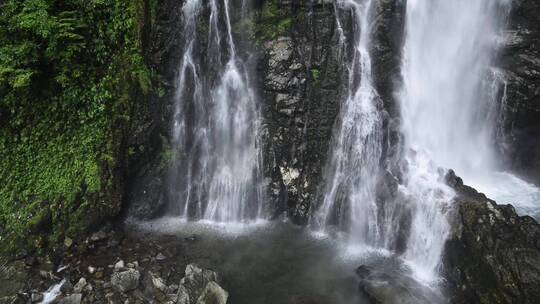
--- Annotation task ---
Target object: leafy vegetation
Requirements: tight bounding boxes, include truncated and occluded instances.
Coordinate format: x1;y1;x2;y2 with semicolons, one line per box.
234;0;293;44
310;68;320;82
0;0;153;252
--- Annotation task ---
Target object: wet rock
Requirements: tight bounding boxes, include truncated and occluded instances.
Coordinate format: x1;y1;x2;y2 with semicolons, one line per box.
499;0;540;182
31;293;43;302
60;280;73;293
87;266;95;274
156;253;167;261
73;278;87;294
287;296;329;304
90;230;108;242
142;271;169;302
114;260;125;270
196;281;228;304
355;267;443;304
443;170;540;304
177;264;227;304
184;235;197;242
355;265;372;279
58;293;82;304
111;269;140;292
0;261;28;298
259;3;344;224
125;158;167;221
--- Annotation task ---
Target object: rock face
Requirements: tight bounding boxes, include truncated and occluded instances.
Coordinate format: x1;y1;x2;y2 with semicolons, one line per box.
258;2;343;223
443;171;540;304
500;0;540;183
259;0;405;224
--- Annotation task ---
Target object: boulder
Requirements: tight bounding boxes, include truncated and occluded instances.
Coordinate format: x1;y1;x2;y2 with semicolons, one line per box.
196;281;228;304
177;264;228;304
58;293;82;304
443;171;540;303
73;278;87;294
111;269;140;292
354;265;444;304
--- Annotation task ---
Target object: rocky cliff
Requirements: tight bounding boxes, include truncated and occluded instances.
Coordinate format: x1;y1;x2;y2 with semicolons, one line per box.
444;171;540;304
258;2;343;223
500;0;540;183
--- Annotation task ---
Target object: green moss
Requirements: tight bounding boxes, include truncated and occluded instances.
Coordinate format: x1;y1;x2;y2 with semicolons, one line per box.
310;68;320;82
253;1;293;43
0;0;155;253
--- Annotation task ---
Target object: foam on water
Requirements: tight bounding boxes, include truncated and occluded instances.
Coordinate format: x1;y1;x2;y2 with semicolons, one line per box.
40;279;65;304
133;216;269;237
467;172;540;219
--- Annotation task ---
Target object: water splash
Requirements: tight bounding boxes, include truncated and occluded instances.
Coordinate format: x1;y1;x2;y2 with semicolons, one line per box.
170;0;264;224
40;279;65;304
398;0;517;281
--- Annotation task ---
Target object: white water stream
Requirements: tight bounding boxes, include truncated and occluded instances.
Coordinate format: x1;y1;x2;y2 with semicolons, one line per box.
170;0;264;224
315;0;540;285
315;0;385;247
398;0;540;282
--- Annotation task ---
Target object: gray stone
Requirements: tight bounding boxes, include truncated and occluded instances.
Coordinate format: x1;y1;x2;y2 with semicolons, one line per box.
111;269;140;292
87;266;96;274
73;278;87;293
155;253;167;261
176;264;228;304
114;260;125;270
443;171;540;303
58;294;82;304
31;293;43;302
195;282;228;304
90;230;108;242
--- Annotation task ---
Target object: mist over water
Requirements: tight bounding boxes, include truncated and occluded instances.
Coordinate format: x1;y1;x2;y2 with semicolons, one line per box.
170;0;264;224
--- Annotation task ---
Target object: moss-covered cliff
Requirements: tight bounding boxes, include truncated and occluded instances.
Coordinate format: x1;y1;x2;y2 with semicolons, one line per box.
0;0;159;253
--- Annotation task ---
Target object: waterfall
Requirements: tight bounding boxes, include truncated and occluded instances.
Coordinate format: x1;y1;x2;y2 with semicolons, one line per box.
398;0;517;282
314;0;386;247
170;0;264;224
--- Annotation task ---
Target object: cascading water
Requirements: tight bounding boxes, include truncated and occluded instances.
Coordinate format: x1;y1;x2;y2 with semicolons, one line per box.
314;0;385;247
170;0;264;224
397;0;534;282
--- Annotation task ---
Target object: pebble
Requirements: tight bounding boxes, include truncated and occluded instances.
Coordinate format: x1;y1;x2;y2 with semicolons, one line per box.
88;266;96;274
90;230;108;242
114;260;125;270
155;253;167;261
39;270;50;279
31;293;43;302
73;277;87;293
64;237;73;248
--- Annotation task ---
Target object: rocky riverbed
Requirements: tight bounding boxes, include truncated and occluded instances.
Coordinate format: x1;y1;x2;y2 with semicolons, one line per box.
0;226;229;304
0;220;450;304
